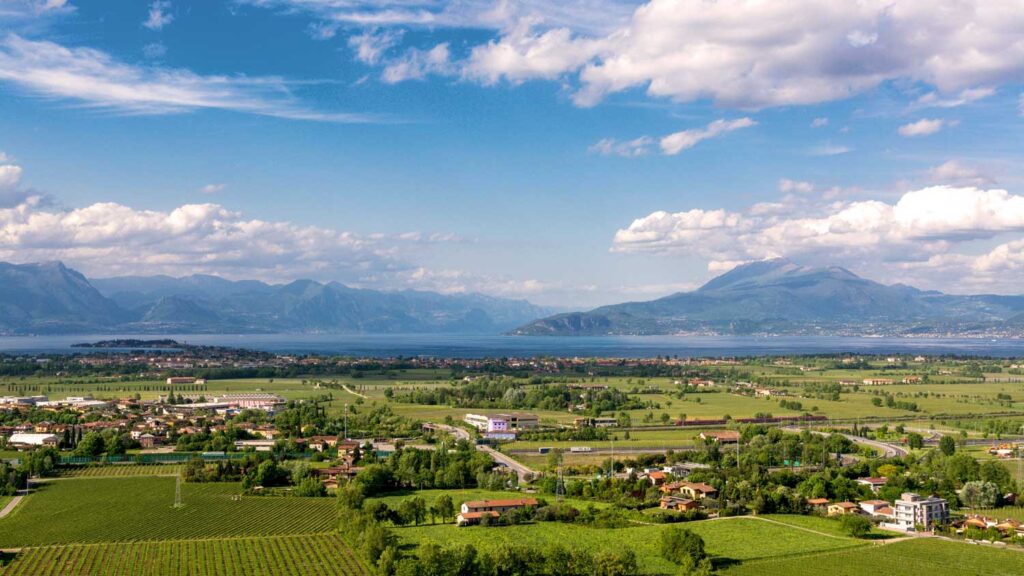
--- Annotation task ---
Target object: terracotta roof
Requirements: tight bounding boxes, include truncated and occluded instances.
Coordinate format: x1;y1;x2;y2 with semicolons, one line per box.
682;482;717;493
857;477;888;484
459;511;500;519
806;498;829;505
833;501;858;509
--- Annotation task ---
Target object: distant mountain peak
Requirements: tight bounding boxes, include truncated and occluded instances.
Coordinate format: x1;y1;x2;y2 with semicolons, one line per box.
696;258;864;293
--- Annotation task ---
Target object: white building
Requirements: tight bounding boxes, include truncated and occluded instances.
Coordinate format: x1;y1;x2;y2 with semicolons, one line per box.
894;492;948;531
463;413;538;433
8;433;59;448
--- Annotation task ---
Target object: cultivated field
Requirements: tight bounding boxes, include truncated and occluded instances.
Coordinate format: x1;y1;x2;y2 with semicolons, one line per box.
0;534;367;576
0;477;336;547
396;516;868;574
56;464;184;478
723;537;1024;575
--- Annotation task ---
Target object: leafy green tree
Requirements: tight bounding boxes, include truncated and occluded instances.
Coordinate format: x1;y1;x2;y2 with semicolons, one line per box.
660;527;706;565
906;433;924;450
435;494;455;523
938;435;956;456
960;481;999;509
840;514;872;538
293;476;327;497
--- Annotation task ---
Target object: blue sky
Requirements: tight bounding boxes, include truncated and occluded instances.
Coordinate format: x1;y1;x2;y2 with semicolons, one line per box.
0;0;1023;307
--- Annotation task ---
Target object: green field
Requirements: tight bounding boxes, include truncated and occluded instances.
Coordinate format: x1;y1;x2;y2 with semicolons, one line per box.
723;537;1024;575
0;477;336;547
396;516;868;574
0;534;367;576
56;464;184;478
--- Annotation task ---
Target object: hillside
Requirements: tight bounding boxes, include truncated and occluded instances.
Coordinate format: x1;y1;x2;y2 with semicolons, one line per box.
512;258;1024;336
0;261;552;335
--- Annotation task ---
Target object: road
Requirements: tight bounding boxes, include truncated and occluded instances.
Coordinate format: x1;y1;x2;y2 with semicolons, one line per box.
427;423;539;482
0;484;30;519
783;426;908;457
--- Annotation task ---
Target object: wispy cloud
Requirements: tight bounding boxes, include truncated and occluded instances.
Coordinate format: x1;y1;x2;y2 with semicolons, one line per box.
0;34;377;122
809;143;852;156
660;118;756;155
199;183;225;194
898;118;951;137
143;1;173;31
588;136;653;157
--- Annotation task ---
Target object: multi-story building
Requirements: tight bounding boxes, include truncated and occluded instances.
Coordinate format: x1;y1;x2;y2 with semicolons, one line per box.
463;413;539;433
894;492;948;531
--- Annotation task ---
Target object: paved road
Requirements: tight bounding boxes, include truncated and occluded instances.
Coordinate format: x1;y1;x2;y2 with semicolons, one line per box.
783;426;909;457
428;423;539;482
0;487;28;519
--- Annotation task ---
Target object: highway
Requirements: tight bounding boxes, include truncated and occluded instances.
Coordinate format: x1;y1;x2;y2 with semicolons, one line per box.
427;422;539;482
783;426;908;457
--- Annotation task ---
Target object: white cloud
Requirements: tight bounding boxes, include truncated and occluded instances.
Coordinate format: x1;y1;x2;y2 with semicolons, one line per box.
0;34;374;122
0;195;464;282
382;43;451;83
588;136;652;157
778;179;814;194
199;183;225;194
927;160;993;187
0;156;22;188
916;87;995;108
845;30;877;47
809;143;852;156
451;0;1024;110
810;117;829;128
659;118;756;155
897;118;948;137
0;0;73;18
143;1;173;30
348;28;403;66
142;42;167;59
611;184;1024;290
242;0;636;35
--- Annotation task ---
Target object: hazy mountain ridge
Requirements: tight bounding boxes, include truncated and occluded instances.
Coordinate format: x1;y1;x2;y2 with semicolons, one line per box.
513;258;1024;336
0;262;553;335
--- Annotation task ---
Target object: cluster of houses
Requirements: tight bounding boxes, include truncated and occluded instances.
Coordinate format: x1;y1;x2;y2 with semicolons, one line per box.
955;514;1024;539
811;484;950;532
1;392;286;452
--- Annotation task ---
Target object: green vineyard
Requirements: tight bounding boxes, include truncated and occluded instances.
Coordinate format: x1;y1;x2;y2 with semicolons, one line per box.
56;464;184;478
0;478;337;547
0;534;367;576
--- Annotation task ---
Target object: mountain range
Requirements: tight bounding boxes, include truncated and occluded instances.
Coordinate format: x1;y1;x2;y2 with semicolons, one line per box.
512;258;1024;336
0;261;552;335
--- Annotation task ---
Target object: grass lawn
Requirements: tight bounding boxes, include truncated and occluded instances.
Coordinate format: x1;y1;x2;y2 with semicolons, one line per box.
722;537;1024;575
0;477;337;547
395;516;868;574
759;514;895;540
0;534;368;576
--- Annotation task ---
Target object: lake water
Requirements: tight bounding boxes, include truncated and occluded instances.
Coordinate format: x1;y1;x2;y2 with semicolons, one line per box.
2;333;1024;358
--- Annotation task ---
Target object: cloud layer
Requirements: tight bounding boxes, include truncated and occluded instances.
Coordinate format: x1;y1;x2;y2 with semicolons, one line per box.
612;185;1024;292
0;34;372;121
0;194;460;283
331;0;1024;110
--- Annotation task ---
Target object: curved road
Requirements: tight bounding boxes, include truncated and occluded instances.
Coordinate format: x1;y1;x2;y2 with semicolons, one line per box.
783;426;908;457
428;423;539;482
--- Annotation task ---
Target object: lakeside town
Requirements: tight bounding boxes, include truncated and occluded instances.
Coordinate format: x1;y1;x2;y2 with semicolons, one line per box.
2;343;1024;575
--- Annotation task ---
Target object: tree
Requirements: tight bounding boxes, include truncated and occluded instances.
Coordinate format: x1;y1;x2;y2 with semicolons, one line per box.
960;481;999;509
293;476;327;497
938;435;956;456
435;494;454;523
840;514;872;538
906;433;924;450
593;550;637;576
660;527;706;566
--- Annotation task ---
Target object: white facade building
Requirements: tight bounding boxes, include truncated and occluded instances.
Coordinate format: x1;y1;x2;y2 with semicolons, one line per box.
894;492;948;531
